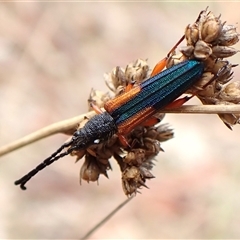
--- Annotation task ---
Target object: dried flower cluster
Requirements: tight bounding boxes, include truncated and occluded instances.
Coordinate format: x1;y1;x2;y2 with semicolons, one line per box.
71;8;239;196
73;59;174;196
167;7;240;129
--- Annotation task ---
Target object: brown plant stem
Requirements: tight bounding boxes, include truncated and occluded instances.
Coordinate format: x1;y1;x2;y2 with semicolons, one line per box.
1;105;240;158
161;105;240;114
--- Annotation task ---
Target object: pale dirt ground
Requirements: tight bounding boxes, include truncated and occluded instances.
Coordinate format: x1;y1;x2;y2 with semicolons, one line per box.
1;2;240;239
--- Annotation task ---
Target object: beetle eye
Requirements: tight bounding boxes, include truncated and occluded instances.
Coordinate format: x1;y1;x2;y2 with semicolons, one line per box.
73;131;81;137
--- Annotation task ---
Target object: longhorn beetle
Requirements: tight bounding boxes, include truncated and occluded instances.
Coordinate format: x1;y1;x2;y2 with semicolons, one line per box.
15;35;226;190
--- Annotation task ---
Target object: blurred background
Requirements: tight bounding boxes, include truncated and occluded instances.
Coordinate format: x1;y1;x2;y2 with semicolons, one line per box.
1;2;240;239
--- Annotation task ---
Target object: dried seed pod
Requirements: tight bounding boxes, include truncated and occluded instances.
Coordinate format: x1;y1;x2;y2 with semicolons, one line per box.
129;125;147;141
209;59;228;75
88;89;111;110
72;149;86;162
80;154;101;183
144;124;173;142
125;59;149;83
122;166;146;196
188;71;214;92
80;153;110;183
139;166;155;179
97;160;111;178
212;45;239;58
198;84;216;98
114;85;125;96
124;149;146;166
105;66;127;93
200;11;222;43
154;124;174;142
185;24;199;45
217;24;239;46
88;143;114;159
201;98;240;129
166;53;188;68
97;158;110;165
218;111;240;130
143;138;162;156
195;61;236;101
202;57;217;72
214;64;234;85
219;81;240;103
180;45;195;58
194;40;212;60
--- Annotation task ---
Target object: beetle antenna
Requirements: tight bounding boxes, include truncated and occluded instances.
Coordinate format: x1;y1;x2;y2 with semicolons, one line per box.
14;139;76;190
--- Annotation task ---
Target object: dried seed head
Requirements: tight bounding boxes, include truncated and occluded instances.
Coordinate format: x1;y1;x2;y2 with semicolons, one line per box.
185;9;222;45
176;8;239;62
167;8;240;129
104;59;149;96
70;57;174;196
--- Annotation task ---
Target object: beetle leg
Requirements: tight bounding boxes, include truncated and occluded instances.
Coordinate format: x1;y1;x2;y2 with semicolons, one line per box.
151;35;185;77
141;116;160;127
125;79;136;92
89;101;103;114
165;96;193;109
118;134;131;148
150;58;169;77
